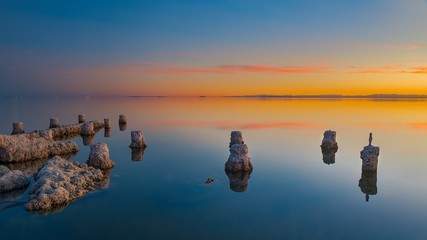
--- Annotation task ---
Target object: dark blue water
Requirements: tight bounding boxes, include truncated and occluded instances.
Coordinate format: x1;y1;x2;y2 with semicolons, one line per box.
1;97;427;239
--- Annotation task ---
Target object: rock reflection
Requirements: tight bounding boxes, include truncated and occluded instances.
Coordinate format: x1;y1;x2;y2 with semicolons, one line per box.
358;171;377;202
321;147;337;165
119;123;127;131
104;128;111;138
0;187;26;201
131;148;145;161
225;170;252;192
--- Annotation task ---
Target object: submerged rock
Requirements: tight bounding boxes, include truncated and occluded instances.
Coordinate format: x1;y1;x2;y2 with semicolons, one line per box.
360;133;380;172
225;170;251;192
0;134;79;163
321;130;338;150
86;143;115;170
204;178;216;184
25;156;109;212
225;144;253;172
0;165;29;193
359;171;377;202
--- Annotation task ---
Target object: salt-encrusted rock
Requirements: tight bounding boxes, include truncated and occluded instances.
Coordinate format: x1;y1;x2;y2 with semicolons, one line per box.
104;118;111;129
119;114;127;125
131;148;144;161
229;131;244;147
129;131;147;148
49;118;60;128
78;114;86;123
0;165;29;193
12;122;25;135
86;143;115;170
204;178;216;184
0;134;79;163
358;171;377;202
39;129;53;140
25;156;108;212
39;120;104;141
360;133;380;172
321;130;338;150
321;147;336;165
81;122;95;136
225;170;251;192
225;144;253;172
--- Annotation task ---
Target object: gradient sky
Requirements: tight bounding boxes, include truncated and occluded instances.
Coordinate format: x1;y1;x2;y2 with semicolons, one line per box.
1;0;426;96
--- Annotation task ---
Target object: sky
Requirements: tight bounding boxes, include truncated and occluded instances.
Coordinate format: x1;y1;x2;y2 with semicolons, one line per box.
0;0;426;96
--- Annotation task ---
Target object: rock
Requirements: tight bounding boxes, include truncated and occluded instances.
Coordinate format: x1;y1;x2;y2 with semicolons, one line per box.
86;143;115;170
49;118;60;128
204;178;216;184
25;156;109;212
321;130;338;150
0;134;79;163
225;144;253;172
129;131;147;148
229;131;244;147
44;120;104;141
225;170;251;192
104;118;111;129
78;114;86;123
81;122;95;136
0;165;29;193
119;114;127;125
358;171;377;202
11;122;25;135
360;133;380;172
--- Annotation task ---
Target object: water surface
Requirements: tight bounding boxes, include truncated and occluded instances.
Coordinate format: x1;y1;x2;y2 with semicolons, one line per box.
1;97;427;239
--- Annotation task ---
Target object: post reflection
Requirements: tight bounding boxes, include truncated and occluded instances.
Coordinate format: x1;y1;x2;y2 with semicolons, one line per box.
358;171;377;202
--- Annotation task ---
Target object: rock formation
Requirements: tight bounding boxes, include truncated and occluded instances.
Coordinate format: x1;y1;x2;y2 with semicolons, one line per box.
86;143;115;170
49;118;60;128
11;122;25;135
229;131;244;147
225;144;253;172
104;118;111;129
225;170;251;192
360;133;380;172
78;114;86;123
321;130;338;150
0;133;79;163
225;131;253;172
25;156;109;212
81;122;95;136
358;171;377;202
129;131;147;149
0;165;29;193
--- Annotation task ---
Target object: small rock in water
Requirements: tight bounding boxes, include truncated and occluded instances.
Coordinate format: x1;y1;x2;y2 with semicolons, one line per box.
360;133;380;172
129;130;147;148
87;143;115;170
0;165;29;193
204;178;216;184
321;130;338;150
225;144;253;172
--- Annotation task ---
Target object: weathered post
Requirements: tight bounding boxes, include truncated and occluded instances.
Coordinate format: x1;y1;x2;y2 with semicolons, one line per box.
49;118;60;128
11;122;25;135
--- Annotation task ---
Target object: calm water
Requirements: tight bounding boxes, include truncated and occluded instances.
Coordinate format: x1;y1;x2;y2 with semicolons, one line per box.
1;97;427;239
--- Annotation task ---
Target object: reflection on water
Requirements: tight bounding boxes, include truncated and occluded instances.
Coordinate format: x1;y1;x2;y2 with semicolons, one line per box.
358;171;378;202
131;148;145;161
2;97;427;239
104;128;111;138
119;123;127;131
225;170;252;192
82;135;94;146
321;147;337;165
